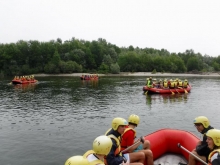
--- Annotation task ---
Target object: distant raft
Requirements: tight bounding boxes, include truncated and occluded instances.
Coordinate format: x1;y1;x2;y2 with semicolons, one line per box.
143;85;191;94
80;74;99;80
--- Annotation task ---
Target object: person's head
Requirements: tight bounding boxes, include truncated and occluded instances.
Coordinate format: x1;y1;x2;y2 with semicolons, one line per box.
128;114;140;127
184;79;188;82
206;129;220;150
112;117;128;134
64;156;89;165
149;77;152;80
93;135;112;156
193;116;210;132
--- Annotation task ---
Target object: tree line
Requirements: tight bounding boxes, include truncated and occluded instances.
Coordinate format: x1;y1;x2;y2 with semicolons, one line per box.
0;37;220;77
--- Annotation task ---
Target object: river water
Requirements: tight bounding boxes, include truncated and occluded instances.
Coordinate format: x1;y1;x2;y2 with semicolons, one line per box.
0;76;220;165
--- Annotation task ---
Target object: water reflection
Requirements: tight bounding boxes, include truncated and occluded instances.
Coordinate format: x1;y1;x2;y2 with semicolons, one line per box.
81;79;99;88
146;93;188;105
12;83;37;92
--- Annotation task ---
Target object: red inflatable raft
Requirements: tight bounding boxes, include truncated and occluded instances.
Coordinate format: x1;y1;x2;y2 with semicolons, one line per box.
144;129;200;165
143;85;191;94
12;79;38;84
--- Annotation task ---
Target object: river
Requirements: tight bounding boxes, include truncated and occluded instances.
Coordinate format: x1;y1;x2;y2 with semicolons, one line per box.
0;76;220;165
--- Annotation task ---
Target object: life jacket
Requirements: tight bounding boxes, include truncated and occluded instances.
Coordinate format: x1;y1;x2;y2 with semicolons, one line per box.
208;149;220;165
183;82;188;88
83;150;104;165
147;80;153;88
174;81;178;86
121;127;136;151
178;81;183;87
105;128;121;156
163;82;168;88
170;82;175;88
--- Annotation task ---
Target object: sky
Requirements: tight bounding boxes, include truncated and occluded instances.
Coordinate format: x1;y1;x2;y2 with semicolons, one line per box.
1;0;220;57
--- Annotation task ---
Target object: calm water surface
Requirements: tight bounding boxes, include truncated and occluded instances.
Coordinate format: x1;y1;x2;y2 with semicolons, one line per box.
0;76;220;165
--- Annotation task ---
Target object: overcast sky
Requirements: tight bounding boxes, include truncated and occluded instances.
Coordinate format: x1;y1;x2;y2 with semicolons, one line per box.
1;0;220;57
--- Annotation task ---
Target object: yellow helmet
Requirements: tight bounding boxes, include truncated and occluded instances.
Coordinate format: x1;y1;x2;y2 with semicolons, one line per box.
193;116;210;128
112;117;128;130
93;135;112;155
146;78;149;81
64;156;89;165
128;114;140;125
206;129;220;146
184;79;188;82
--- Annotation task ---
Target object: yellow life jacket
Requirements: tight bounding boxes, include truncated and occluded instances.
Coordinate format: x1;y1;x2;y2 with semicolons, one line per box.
170;82;175;88
105;129;121;156
178;81;183;87
183;82;188;88
83;150;104;165
163;82;168;88
208;149;220;165
174;81;178;86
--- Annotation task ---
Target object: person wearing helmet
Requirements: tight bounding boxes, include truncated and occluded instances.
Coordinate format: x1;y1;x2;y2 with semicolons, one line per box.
121;115;153;165
105;117;145;165
206;129;220;165
64;155;89;165
147;77;153;88
183;79;189;88
169;79;175;89
145;78;149;86
178;79;183;88
83;135;113;165
179;116;214;165
163;79;168;88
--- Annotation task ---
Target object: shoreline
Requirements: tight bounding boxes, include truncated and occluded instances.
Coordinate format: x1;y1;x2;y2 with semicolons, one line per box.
34;72;220;77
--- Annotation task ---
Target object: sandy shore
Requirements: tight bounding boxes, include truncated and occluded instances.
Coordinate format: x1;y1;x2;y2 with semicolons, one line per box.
34;72;220;77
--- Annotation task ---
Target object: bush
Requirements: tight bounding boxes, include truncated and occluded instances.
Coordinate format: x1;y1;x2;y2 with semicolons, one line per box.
152;69;157;74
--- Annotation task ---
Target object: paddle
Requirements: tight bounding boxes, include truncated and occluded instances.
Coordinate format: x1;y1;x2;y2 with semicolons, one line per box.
175;89;180;94
144;91;148;95
177;143;207;165
121;137;144;153
184;88;188;94
170;89;175;95
178;87;188;94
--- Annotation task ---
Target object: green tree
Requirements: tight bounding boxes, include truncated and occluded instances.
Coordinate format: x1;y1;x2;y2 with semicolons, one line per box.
110;63;120;74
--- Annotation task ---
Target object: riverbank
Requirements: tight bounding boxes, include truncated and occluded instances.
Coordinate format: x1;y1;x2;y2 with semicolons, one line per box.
34;72;220;77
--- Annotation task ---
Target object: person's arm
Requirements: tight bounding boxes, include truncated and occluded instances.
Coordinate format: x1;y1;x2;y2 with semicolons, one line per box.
106;139;124;165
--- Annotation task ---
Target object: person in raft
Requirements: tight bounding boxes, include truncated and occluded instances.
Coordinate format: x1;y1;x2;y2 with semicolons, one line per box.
206;129;220;165
105;117;145;165
64;155;89;165
147;77;153;88
83;135;129;165
179;116;214;165
121;114;153;165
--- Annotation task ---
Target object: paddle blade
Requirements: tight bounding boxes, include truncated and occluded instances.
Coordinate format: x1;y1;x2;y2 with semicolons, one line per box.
184;89;188;94
145;91;148;95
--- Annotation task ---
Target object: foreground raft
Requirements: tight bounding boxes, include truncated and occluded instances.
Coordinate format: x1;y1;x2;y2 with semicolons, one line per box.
144;129;199;165
143;85;191;94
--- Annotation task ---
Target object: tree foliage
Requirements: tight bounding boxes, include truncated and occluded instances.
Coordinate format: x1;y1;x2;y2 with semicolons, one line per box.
0;37;219;76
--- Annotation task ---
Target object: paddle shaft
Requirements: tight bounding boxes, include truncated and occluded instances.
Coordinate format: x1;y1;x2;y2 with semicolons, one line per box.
121;139;141;153
177;143;208;165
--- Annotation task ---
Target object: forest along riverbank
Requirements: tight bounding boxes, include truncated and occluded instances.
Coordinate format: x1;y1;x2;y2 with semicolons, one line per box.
34;72;220;77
